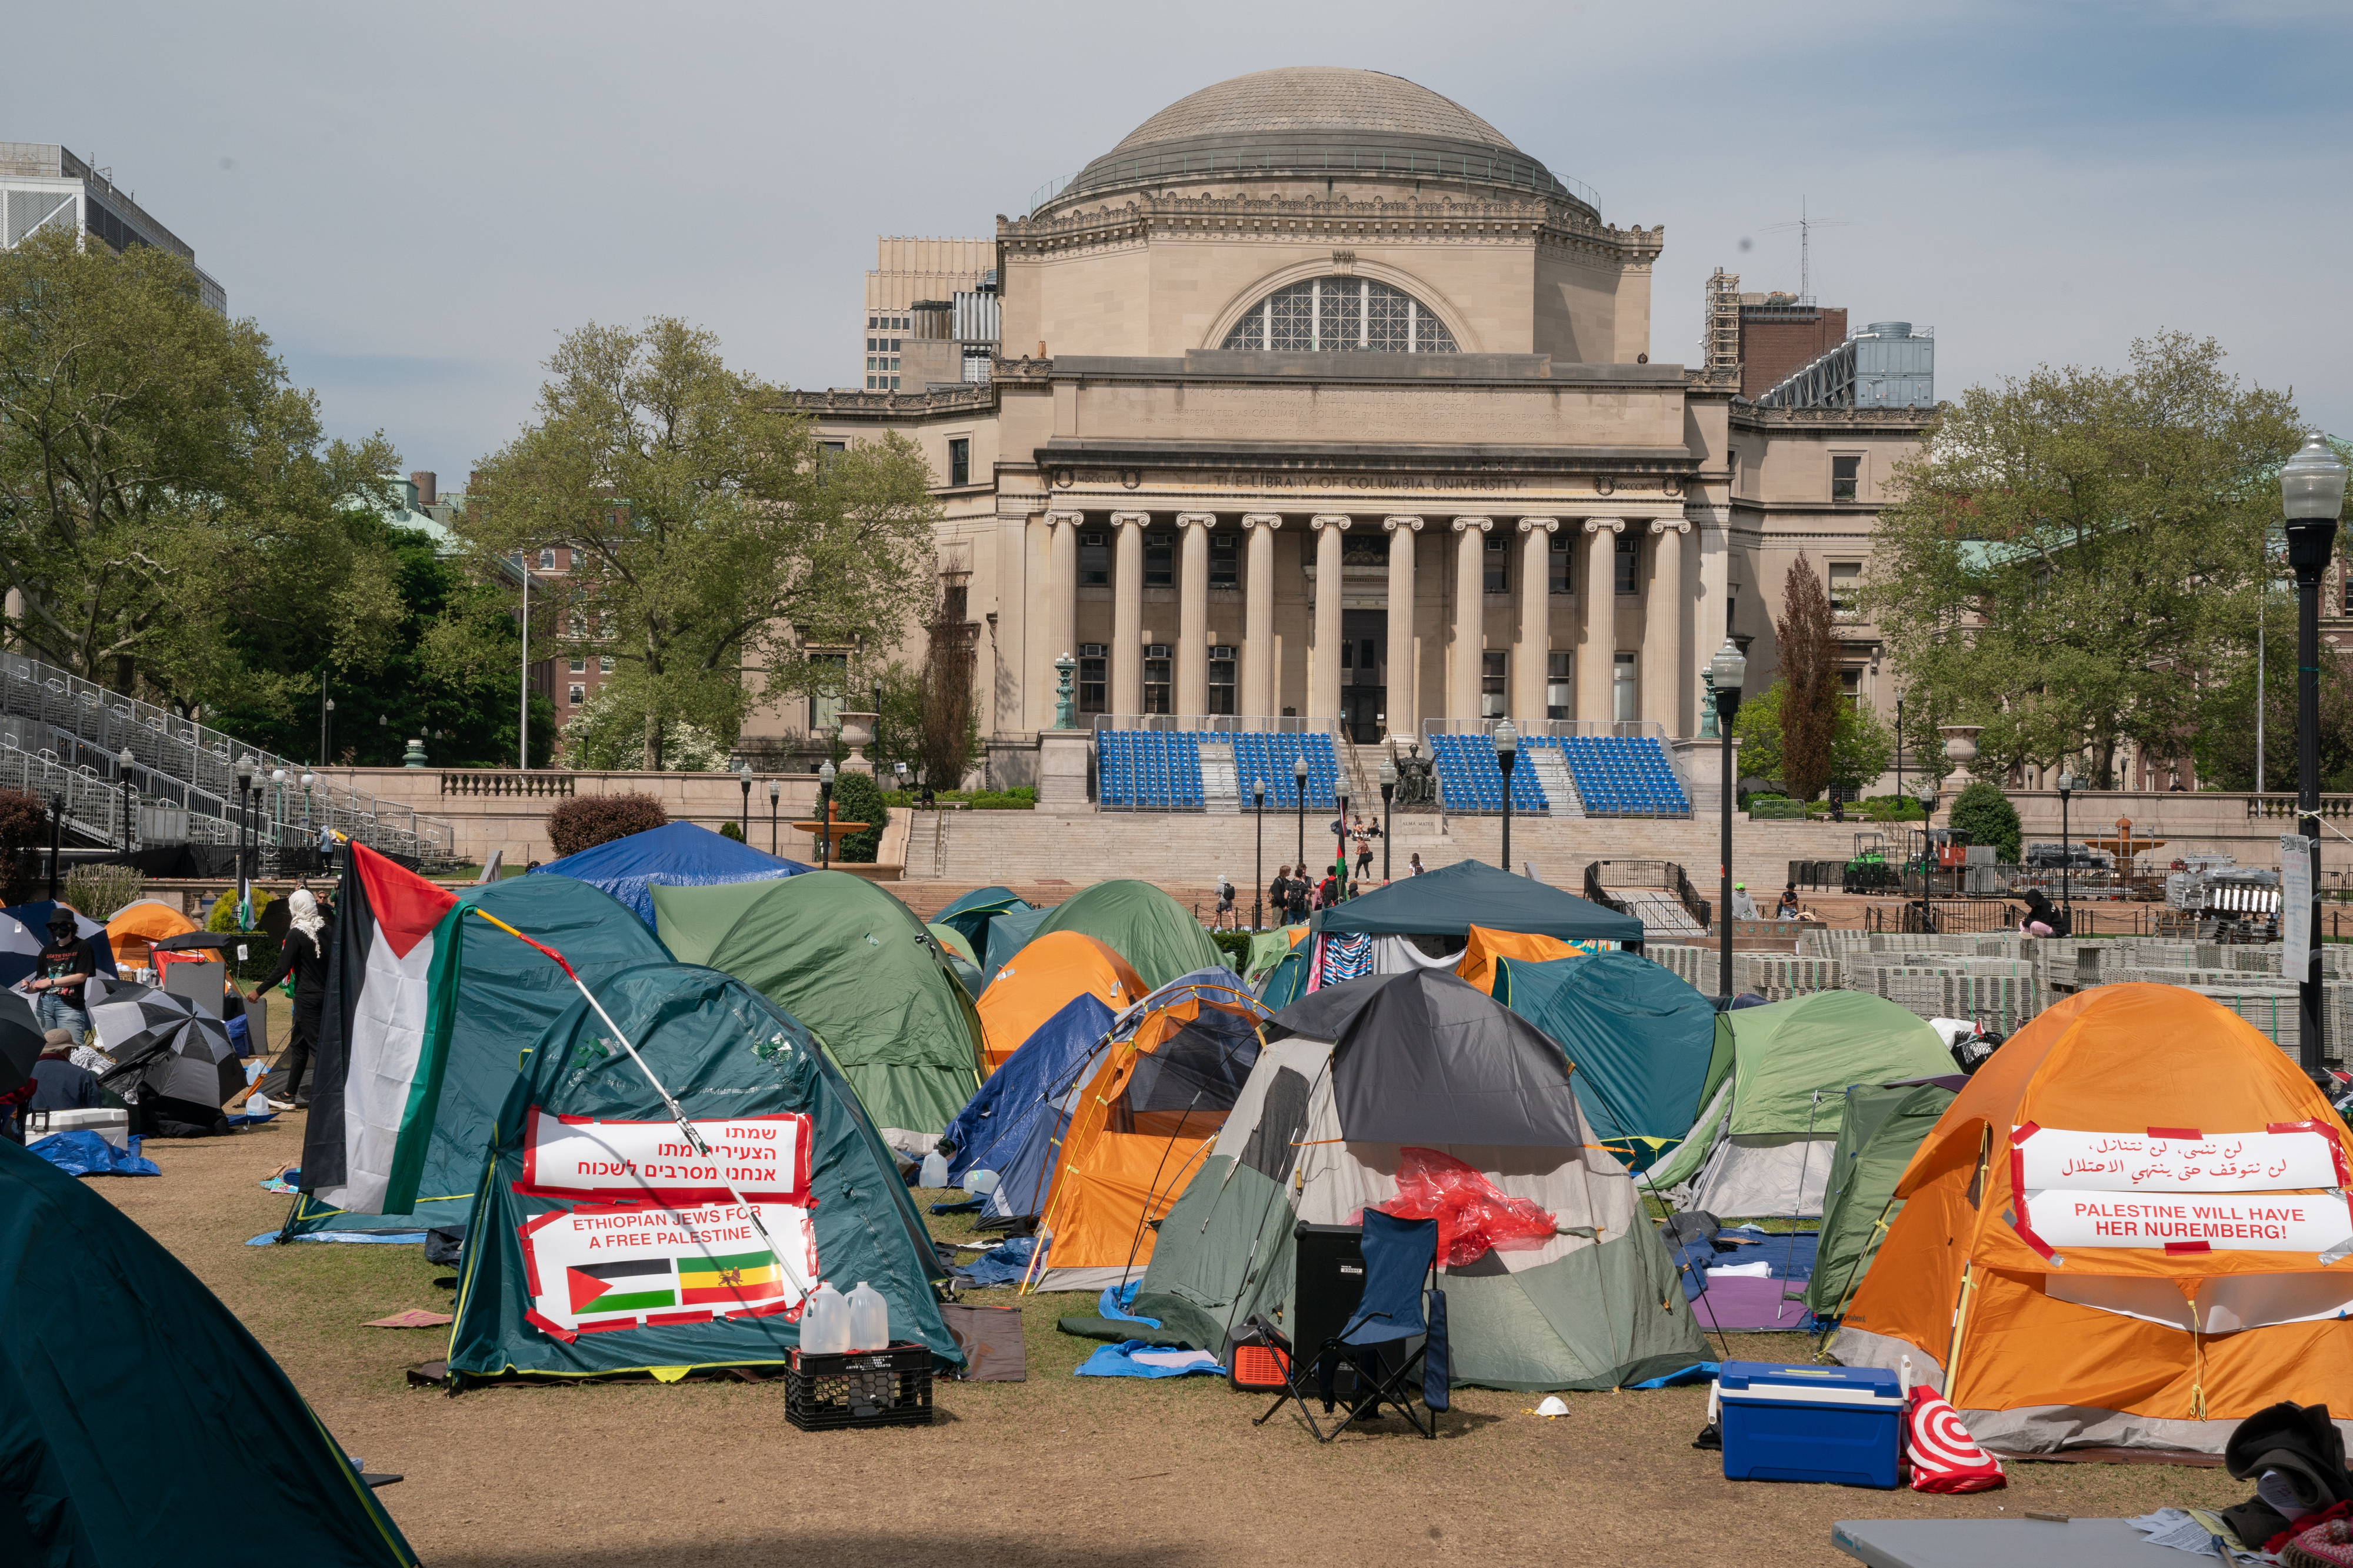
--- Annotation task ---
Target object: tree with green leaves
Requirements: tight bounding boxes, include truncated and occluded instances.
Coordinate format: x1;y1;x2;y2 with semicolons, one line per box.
0;229;405;717
1861;332;2304;788
462;318;943;769
2193;612;2353;792
1948;780;2023;862
1774;558;1841;802
1732;680;1893;801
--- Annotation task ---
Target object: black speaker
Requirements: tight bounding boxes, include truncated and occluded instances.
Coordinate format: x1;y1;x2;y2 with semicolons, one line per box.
1292;1221;1365;1402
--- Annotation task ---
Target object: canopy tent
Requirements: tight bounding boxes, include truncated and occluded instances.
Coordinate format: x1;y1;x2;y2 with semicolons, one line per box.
1312;860;1642;946
1491;950;1724;1160
1459;924;1599;993
446;962;957;1383
940;988;1122;1195
933;886;1034;958
104;898;199;969
652;872;985;1146
927;924;986;999
534;820;808;926
0;1139;418;1566
1802;1079;1958;1322
1134;969;1709;1391
1648;990;1961;1217
1024;879;1224;991
976;931;1144;1074
1835;985;2353;1454
1024;971;1271;1291
981;905;1054;985
282;874;673;1238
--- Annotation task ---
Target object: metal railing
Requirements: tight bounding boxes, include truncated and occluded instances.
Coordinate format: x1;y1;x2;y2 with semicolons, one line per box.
1089;713;1337;736
1585;859;1711;931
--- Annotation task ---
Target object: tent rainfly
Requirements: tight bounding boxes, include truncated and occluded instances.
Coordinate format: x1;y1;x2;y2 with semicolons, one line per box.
1803;1078;1959;1322
1022;879;1226;991
1491;949;1723;1161
932;887;1034;960
534;821;807;926
1313;860;1642;946
976;931;1143;1074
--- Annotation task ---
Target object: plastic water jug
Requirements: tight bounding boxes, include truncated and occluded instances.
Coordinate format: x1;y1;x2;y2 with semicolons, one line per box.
846;1280;889;1352
802;1280;850;1355
919;1150;949;1188
964;1168;999;1196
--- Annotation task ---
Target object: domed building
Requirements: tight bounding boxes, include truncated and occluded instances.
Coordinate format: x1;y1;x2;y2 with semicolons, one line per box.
786;68;1933;798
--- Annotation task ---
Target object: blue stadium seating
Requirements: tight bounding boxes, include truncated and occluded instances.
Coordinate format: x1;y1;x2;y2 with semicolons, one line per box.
1095;730;1205;810
1427;733;1547;815
1229;732;1339;812
1545;735;1691;817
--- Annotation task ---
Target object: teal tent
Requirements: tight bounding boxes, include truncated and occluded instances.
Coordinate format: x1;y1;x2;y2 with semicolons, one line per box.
979;905;1052;985
1494;951;1724;1163
446;962;958;1382
282;875;671;1239
934;886;1034;958
1315;859;1643;945
0;1140;417;1565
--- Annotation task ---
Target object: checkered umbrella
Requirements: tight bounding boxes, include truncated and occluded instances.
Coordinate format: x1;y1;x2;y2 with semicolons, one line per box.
91;984;242;1107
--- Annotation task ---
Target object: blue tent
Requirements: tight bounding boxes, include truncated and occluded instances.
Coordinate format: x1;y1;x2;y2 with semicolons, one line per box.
534;821;808;926
1492;950;1724;1155
940;990;1119;1188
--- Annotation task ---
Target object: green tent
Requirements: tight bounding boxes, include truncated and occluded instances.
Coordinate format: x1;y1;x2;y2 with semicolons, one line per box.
446;962;958;1382
932;886;1032;956
1024;879;1223;990
1493;950;1725;1162
1648;990;1956;1217
282;874;672;1238
1242;928;1301;985
1803;1080;1957;1320
0;1140;418;1564
1314;859;1643;945
926;923;986;999
652;872;984;1143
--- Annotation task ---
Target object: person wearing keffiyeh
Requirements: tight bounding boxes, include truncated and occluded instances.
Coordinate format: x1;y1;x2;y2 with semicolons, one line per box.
249;887;333;1108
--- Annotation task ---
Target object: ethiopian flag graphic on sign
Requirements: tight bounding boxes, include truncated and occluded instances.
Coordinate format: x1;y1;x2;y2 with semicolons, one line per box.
519;1200;816;1337
679;1249;784;1306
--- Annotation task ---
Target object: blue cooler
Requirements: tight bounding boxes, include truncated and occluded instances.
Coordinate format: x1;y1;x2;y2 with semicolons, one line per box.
1716;1361;1904;1488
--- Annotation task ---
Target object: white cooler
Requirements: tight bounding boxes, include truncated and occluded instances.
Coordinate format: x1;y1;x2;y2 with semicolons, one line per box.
28;1107;131;1148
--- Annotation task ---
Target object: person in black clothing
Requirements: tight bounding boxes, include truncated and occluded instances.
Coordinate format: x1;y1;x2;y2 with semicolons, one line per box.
26;908;97;1043
1286;872;1311;925
249;887;331;1107
1269;865;1292;927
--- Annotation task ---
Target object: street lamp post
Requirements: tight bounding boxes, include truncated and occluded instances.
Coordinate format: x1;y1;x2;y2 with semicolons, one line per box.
233;754;257;928
1252;778;1266;929
1379;760;1397;881
738;763;752;841
116;746;135;855
1915;778;1940;920
270;768;285;877
2283;432;2349;1087
2057;770;2076;922
322;696;335;766
1292;754;1308;873
301;772;315;872
768;779;781;856
1494;719;1519;876
1709;640;1747;1007
817;760;836;872
1894;690;1905;822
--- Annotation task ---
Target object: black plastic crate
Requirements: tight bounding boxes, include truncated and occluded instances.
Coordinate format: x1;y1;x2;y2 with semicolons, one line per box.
785;1342;934;1430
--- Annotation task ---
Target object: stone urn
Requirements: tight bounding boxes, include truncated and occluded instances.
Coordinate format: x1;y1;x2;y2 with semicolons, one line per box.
1938;725;1982;770
835;712;878;775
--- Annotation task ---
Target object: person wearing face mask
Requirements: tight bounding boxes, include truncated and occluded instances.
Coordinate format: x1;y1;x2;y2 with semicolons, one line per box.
249;887;332;1109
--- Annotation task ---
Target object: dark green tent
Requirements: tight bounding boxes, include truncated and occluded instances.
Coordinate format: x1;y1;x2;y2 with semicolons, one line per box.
282;874;672;1239
979;905;1052;985
1804;1079;1957;1320
1315;859;1644;945
0;1140;417;1564
446;962;958;1382
1494;950;1725;1162
1024;879;1224;990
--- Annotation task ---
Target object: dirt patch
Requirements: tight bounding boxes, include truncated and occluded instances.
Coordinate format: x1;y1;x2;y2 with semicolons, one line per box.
98;1115;2242;1566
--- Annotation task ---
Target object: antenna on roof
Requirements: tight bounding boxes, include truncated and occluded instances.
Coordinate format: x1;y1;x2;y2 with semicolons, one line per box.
1762;196;1848;305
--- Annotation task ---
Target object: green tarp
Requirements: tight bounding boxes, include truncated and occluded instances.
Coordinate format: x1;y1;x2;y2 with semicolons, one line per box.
1494;950;1721;1147
284;874;672;1237
0;1140;417;1564
1804;1081;1955;1319
1314;859;1644;944
446;963;958;1382
652;873;984;1140
1024;879;1224;990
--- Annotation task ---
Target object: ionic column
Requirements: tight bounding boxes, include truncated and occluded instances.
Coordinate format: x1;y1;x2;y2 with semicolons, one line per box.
1579;518;1624;722
1645;519;1691;734
1310;515;1349;720
1516;518;1558;726
1383;516;1421;740
1046;512;1080;724
1175;513;1215;716
1110;511;1148;717
1450;518;1491;724
1240;515;1281;716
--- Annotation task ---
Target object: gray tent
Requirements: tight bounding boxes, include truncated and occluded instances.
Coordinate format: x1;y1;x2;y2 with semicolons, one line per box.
1133;970;1709;1392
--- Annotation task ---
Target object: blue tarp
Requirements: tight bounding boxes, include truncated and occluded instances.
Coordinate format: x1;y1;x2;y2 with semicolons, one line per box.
27;1131;157;1177
534;821;808;926
941;990;1117;1187
954;1235;1042;1287
1073;1341;1223;1378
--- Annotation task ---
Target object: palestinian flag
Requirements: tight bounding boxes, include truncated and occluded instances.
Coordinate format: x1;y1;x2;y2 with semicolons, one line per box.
299;842;462;1215
678;1249;784;1306
567;1258;676;1317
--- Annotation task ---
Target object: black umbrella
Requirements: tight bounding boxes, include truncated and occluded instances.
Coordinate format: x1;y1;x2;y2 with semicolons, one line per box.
92;984;242;1107
150;933;244;953
0;990;44;1087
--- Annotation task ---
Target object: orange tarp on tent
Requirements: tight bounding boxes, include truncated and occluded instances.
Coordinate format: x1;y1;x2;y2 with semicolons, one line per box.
1458;925;1592;993
105;898;199;969
1837;983;2353;1453
976;932;1143;1074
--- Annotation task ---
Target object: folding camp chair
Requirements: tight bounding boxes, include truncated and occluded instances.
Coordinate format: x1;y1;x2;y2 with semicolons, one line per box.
1252;1210;1449;1441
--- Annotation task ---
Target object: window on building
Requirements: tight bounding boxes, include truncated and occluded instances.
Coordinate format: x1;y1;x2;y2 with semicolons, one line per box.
1481;651;1507;719
1208;531;1239;588
599;656;614;673
1613;653;1638;721
1829;562;1861;615
539;548;558;570
1615;535;1639;595
1547;652;1572;720
942;582;968;623
1078;643;1107;714
569;658;585;673
1840;668;1862;706
948;438;970;486
1078;531;1109;586
1360;638;1378;679
1339;639;1353;672
1143;643;1173;713
1484;535;1508;594
568;684;585;706
889;376;899;389
1221;276;1459;353
1549;532;1573;594
1144;531;1174;588
1208;645;1237;715
809;651;846;733
1832;455;1861;502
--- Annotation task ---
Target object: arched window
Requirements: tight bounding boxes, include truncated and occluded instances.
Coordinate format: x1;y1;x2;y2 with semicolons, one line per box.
1220;276;1458;353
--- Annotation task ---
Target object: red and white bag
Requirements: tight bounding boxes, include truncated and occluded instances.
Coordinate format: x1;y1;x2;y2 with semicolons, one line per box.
1905;1384;2006;1493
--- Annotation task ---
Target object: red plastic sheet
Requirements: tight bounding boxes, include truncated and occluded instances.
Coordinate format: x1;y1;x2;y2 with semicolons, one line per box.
1374;1146;1559;1267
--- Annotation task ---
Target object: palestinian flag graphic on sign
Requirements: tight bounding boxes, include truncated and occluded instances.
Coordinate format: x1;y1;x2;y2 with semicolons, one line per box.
567;1257;678;1316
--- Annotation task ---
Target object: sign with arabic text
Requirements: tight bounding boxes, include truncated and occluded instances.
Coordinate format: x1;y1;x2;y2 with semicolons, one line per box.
2014;1123;2346;1195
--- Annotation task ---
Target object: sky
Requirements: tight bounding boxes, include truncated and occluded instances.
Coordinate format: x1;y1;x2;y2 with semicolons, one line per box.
14;1;2351;476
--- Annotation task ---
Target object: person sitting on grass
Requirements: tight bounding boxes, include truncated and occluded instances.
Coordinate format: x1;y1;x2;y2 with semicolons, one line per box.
29;1029;102;1112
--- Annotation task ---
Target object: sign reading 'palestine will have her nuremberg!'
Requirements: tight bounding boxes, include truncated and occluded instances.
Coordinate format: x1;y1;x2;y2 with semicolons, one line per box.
2011;1123;2353;1258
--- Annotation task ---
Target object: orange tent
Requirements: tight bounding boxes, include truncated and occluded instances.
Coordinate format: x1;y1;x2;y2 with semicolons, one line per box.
976;932;1144;1074
1457;924;1595;993
105;898;199;970
1837;983;2353;1454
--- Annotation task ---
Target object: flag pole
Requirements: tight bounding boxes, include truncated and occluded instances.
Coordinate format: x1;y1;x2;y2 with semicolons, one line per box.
468;908;812;1306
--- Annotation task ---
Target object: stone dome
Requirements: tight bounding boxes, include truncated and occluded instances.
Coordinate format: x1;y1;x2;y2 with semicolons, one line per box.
1055;66;1585;210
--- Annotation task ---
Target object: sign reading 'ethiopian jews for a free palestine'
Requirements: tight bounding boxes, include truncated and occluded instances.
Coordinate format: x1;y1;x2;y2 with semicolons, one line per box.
517;1107;812;1206
2015;1124;2349;1195
519;1199;818;1337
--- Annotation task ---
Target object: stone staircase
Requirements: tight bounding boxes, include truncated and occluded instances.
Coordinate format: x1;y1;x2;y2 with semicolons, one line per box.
1524;746;1582;818
1198;738;1241;814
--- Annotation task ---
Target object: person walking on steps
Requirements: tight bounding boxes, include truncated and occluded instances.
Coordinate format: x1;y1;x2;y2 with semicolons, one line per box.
26;909;96;1044
249;888;332;1109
